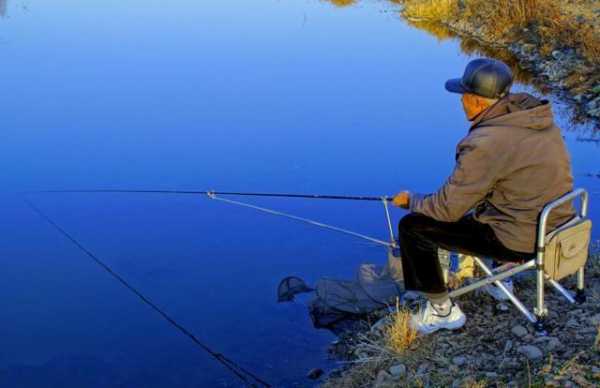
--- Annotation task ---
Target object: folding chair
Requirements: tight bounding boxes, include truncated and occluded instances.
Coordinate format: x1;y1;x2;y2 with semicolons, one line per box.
447;188;592;332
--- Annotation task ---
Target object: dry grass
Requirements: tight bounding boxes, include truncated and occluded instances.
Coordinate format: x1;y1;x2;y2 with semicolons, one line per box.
401;0;456;21
595;326;600;352
398;0;600;67
328;0;357;7
462;378;487;388
384;301;418;354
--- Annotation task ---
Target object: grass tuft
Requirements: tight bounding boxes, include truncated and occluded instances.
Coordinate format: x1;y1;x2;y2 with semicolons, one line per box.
385;300;418;354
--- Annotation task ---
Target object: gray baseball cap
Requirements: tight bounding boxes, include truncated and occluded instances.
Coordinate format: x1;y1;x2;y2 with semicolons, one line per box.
445;58;513;99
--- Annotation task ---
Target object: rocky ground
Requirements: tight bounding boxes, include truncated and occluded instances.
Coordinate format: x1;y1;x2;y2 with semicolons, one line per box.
322;251;600;387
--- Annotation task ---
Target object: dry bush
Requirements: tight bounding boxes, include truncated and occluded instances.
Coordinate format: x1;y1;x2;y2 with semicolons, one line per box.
575;25;600;66
401;0;457;21
327;0;357;7
461;0;563;39
462;379;487;388
399;0;600;67
385;301;418;354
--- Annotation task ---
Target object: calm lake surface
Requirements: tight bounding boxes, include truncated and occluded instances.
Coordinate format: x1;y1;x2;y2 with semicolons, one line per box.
2;0;599;386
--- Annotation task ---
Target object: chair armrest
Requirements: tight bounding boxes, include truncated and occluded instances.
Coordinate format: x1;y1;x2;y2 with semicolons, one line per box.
537;188;589;251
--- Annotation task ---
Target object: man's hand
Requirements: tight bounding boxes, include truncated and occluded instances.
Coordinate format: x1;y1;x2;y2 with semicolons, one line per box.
392;191;411;209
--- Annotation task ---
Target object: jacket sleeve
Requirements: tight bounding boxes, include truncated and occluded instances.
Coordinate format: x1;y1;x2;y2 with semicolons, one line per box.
410;132;502;222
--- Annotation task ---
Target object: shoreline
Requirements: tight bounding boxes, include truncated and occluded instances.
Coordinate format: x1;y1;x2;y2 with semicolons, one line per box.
395;0;600;131
323;252;600;387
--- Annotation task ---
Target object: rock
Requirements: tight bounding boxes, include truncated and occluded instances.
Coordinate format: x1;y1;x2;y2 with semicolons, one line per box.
581;326;597;334
546;337;562;351
389;364;406;378
590;108;600;118
416;363;429;375
552;50;564;60
306;368;324;380
588;313;600;325
518;345;543;360
565;318;579;328
452;356;467;366
511;325;528;338
585;100;597;110
374;370;391;387
504;340;513;352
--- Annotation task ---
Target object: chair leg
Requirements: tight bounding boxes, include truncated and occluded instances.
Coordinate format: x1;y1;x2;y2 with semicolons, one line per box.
535;265;545;316
534;260;548;334
472;257;537;323
545;275;575;304
575;267;586;304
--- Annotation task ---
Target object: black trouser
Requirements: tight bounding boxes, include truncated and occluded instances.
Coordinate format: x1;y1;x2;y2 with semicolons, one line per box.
398;213;534;294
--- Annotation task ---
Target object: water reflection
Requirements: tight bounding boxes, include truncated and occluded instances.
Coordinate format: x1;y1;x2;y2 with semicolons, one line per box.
403;19;595;130
408;21;535;84
0;0;7;17
324;0;595;130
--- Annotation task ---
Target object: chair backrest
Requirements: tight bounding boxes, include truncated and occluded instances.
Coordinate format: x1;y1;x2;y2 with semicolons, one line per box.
537;189;592;281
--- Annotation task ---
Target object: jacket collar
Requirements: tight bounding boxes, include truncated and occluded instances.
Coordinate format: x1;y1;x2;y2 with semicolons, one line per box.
469;96;509;131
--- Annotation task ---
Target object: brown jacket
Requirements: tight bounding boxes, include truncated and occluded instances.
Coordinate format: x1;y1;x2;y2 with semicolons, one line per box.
411;93;574;253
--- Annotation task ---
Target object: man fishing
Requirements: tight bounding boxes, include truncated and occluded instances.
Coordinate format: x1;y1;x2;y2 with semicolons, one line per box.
392;58;574;334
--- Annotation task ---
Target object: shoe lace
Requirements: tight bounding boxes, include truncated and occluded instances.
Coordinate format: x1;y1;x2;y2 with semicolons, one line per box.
418;301;452;325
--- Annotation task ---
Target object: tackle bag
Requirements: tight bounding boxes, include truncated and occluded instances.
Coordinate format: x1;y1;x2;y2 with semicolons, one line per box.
544;219;592;280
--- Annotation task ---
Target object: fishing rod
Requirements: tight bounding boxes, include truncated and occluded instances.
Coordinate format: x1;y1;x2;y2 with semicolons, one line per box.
23;198;271;388
28;189;399;247
22;188;400;383
28;189;400;247
29;189;394;202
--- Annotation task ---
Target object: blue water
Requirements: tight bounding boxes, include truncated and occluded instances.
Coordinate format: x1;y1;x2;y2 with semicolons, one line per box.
1;0;599;386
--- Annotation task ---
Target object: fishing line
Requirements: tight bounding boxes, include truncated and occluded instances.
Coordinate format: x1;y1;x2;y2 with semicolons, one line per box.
24;198;271;388
208;193;395;248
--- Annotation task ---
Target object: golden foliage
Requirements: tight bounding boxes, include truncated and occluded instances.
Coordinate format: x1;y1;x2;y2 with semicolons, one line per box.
401;0;457;21
327;0;357;7
399;0;600;67
385;301;418;354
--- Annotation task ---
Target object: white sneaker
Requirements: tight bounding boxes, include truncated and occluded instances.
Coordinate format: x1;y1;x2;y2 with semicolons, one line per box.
483;280;515;301
410;300;466;335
